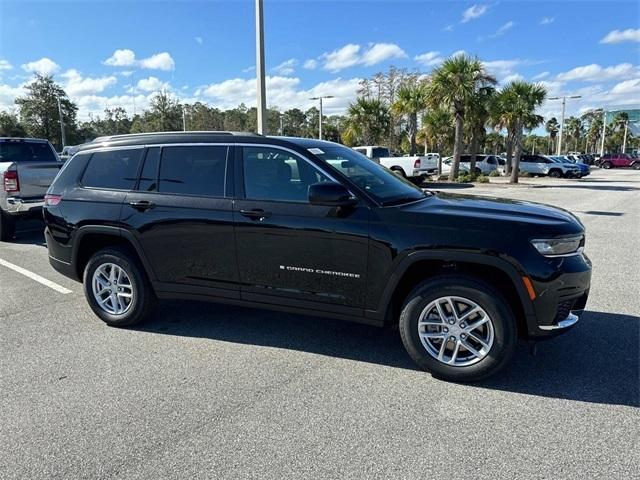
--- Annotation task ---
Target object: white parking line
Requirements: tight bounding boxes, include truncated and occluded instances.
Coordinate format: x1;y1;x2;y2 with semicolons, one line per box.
0;258;72;294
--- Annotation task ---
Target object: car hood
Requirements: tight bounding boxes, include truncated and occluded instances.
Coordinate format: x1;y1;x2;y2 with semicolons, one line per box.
399;192;583;231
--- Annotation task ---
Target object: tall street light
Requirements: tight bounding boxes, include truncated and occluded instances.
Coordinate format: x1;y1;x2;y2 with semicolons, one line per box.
255;0;267;134
309;95;334;140
56;95;66;149
548;95;581;155
600;109;607;156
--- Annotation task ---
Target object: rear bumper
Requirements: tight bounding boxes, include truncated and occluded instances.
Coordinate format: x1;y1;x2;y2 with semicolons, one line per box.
4;197;45;215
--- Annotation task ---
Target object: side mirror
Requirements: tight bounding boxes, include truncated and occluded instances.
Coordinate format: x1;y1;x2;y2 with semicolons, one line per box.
308;182;358;207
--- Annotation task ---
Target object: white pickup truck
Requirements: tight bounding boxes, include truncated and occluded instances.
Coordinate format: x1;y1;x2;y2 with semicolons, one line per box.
0;137;63;241
353;146;438;178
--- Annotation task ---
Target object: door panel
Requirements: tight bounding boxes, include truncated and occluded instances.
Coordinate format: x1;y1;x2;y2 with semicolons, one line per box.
122;145;239;293
234;146;369;308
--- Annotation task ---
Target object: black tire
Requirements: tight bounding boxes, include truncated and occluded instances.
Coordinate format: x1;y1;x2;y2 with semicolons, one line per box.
391;167;407;178
632;162;640;170
474;167;482;175
548;169;562;178
601;161;612;169
83;247;156;327
399;275;517;382
0;211;16;242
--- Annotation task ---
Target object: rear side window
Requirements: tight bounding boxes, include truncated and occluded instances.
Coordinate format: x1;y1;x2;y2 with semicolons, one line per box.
0;141;57;162
371;147;390;158
159;145;227;197
81;148;143;190
137;147;160;192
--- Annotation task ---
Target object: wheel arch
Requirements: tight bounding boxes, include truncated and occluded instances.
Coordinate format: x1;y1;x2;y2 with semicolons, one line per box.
372;251;534;338
72;226;156;282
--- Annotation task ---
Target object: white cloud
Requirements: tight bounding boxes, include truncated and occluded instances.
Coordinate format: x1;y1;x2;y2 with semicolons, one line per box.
556;63;639;82
195;36;203;45
119;71;134;77
138;52;175;71
242;66;255;73
482;59;524;80
443;24;454;32
320;43;407;72
303;59;318;70
502;73;524;84
0;82;27;111
103;49;136;67
103;49;175;71
60;69;117;97
21;57;60;76
610;78;640;95
360;43;407;66
130;76;170;93
414;51;443;67
197;75;361;114
532;71;550;80
489;21;515;38
462;4;489;23
451;50;467;58
0;60;12;71
539;16;555;25
600;28;640;44
272;58;297;75
321;44;361;71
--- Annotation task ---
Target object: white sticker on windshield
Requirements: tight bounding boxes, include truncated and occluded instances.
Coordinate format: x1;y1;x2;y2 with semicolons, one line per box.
308;148;324;155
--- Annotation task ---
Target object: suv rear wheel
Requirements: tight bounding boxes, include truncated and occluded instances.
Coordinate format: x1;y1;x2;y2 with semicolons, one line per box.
601;161;612;169
548;169;562;178
83;247;156;327
0;212;15;242
632;162;640;170
399;275;517;382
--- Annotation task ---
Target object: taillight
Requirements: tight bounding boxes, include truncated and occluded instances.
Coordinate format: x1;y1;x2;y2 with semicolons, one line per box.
3;170;19;193
414;159;421;169
44;194;62;206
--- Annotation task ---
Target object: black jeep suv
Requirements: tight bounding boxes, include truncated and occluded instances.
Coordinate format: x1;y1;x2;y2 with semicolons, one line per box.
44;132;591;381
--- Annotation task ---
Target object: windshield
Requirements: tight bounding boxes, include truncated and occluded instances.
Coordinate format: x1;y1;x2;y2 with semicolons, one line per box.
0;141;57;162
311;146;427;205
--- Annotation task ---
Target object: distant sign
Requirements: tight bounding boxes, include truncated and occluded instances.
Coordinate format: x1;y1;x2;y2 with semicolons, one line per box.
605;108;640;135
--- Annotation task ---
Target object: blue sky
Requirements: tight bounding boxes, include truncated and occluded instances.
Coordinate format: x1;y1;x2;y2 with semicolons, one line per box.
1;0;638;121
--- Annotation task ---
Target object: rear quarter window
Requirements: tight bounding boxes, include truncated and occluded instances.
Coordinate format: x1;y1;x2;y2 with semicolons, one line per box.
81;148;143;190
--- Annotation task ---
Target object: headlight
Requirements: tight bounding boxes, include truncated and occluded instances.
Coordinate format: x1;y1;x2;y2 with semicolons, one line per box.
531;235;584;257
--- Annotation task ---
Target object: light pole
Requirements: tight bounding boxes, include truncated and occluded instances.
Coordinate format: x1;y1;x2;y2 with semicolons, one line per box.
182;106;187;131
255;0;267;134
548;95;581;155
56;95;66;149
310;95;334;140
622;120;629;153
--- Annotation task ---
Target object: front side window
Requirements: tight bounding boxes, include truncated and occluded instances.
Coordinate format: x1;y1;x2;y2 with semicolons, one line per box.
81;148;143;190
159;146;227;197
243;147;330;203
312;146;426;206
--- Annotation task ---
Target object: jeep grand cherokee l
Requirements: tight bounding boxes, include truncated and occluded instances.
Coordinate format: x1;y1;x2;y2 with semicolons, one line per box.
44;132;592;382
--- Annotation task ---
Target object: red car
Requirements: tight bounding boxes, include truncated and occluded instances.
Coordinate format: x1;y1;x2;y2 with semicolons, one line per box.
599;153;640;169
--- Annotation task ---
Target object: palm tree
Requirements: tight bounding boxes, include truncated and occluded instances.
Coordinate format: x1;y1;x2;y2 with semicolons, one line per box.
418;107;454;174
428;54;496;180
466;86;496;174
545;117;559;154
492;81;547;183
341;97;391;146
391;81;429;155
564;116;583;151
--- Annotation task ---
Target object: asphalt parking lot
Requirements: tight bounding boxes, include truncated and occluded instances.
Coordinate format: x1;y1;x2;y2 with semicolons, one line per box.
1;168;638;479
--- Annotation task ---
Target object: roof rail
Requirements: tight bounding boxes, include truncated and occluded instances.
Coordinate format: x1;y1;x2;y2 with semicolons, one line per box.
91;131;261;143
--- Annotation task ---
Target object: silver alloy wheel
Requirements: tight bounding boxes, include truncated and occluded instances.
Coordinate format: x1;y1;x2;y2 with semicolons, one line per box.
92;263;134;316
417;296;495;367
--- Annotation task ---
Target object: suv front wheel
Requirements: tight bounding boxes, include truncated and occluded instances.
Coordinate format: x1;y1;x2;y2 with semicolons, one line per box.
83;247;156;327
399;275;517;382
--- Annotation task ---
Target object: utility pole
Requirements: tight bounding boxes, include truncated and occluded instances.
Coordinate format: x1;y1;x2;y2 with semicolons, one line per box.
622;120;629;153
548;95;581;155
279;115;284;135
255;0;267;134
182;106;187;131
310;95;334;140
57;95;66;149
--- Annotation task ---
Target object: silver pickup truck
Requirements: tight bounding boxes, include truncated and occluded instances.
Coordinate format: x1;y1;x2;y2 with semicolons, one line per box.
0;137;63;241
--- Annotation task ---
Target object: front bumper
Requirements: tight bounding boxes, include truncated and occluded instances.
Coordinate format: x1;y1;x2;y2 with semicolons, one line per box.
526;252;591;339
4;197;45;215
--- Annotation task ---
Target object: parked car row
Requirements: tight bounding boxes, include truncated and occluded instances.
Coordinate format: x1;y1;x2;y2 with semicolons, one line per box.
438;154;586;178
